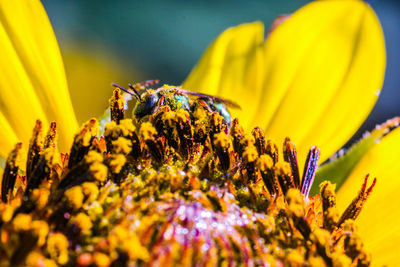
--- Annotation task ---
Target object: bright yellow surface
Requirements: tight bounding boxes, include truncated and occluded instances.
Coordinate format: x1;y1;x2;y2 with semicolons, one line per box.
0;0;78;157
183;0;385;168
62;46;138;124
337;127;400;266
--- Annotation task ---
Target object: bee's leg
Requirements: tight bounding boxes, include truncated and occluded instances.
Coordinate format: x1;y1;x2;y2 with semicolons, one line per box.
198;99;213;113
153;95;166;114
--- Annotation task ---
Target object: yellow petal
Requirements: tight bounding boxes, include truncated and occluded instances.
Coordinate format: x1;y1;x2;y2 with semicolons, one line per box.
183;0;385;167
0;0;78;154
0;112;19;159
62;45;137;124
337;126;400;266
183;21;266;131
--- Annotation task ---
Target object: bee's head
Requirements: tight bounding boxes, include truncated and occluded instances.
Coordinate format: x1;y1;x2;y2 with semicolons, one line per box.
133;93;158;118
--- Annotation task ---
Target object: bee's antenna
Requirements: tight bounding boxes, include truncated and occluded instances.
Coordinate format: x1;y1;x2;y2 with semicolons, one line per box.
128;84;142;101
112;83;139;100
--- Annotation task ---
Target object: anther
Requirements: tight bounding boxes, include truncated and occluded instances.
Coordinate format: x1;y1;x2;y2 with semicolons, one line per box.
300;146;320;198
1;143;22;203
337;175;376;227
44;122;57;150
275;162;295;196
252;127;266;155
266;140;279;165
26;120;43;181
283;137;300;188
109;88;125;124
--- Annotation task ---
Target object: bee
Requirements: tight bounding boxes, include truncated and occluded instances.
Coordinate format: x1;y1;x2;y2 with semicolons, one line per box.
112;81;240;124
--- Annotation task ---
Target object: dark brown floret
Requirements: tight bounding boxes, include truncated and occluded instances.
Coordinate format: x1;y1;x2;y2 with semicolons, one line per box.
26;120;43;181
337;174;376;227
283;137;300;188
300;146;320;198
109;88;125;124
1;143;22;203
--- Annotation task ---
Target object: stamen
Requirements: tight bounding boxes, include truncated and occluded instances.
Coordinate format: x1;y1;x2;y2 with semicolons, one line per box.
252;127;266;155
320;181;339;231
213;132;231;171
300;146;320;198
230;118;244;156
109;88;125;124
26;120;43;181
275;162;295;196
266;140;279;165
1;143;22;203
256;155;279;196
44;122;57;150
283;137;300;188
68;119;99;169
337;175;376;227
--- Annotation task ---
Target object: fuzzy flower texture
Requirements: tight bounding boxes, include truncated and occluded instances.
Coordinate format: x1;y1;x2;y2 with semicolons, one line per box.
0;0;399;266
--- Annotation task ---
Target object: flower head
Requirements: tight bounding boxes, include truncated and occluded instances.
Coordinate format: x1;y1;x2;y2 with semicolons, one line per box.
0;0;399;266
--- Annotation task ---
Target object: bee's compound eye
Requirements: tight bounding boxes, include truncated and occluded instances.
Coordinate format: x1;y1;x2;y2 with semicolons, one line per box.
134;93;159;118
145;94;158;110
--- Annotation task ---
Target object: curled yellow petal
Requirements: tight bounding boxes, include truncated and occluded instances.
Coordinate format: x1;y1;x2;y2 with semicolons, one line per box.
337;126;400;266
183;0;385;167
0;0;78;156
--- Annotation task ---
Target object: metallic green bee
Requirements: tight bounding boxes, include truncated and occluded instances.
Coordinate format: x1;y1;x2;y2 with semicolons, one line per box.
112;81;240;124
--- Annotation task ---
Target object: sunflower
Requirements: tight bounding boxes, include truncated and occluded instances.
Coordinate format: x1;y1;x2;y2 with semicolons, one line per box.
0;0;398;265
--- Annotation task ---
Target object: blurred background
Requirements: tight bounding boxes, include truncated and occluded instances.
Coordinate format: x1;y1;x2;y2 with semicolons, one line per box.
42;0;400;147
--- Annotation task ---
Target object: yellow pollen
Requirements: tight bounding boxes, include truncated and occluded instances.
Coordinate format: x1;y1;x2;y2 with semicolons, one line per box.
256;154;274;172
112;137;132;154
109;154;127;174
193;106;207;120
119;119;136;135
163;84;175;89
274;161;291;176
331;253;352;267
286;250;303;266
89;162;108;182
286;188;304;217
109;88;125;109
93;252;111;267
64;186;84;210
31;188;50;209
0;204;14;223
343;219;357;233
176;109;189;123
310;228;331;247
240;134;255;146
139;122;157;140
320;181;336;199
162;111;176;127
85;151;103;164
213;132;230;148
243;145;258;162
81;182;99;202
31;220;49;246
12;213;32;231
72;213;93;232
104;121;118;138
211;113;224;127
46;233;69;265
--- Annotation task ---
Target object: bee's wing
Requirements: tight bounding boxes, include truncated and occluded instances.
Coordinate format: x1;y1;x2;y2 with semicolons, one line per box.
179;89;241;110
